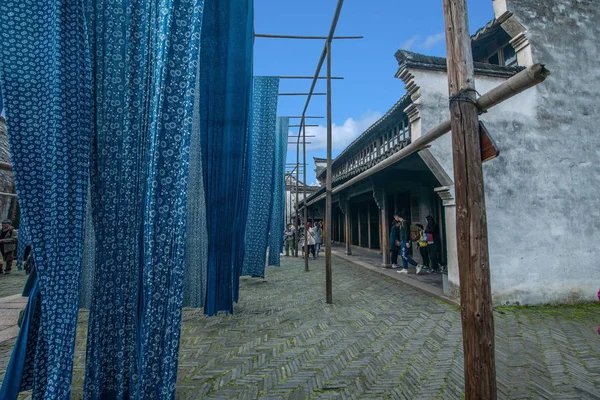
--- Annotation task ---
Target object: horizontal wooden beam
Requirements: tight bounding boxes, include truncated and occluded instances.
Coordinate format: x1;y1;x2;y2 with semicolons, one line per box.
255;34;363;40
283;116;324;119
278;76;344;80
279;93;326;96
302;64;550;207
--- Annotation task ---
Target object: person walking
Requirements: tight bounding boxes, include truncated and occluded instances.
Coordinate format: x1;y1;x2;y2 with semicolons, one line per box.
416;223;430;270
425;215;440;273
305;222;316;259
284;224;296;257
389;220;401;268
314;222;323;258
393;213;422;274
0;219;18;275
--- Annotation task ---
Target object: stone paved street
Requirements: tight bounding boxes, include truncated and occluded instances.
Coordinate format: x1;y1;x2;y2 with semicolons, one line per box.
0;269;28;299
0;255;599;399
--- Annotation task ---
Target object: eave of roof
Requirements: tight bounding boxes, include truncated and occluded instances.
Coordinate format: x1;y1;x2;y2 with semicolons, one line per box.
394;49;524;78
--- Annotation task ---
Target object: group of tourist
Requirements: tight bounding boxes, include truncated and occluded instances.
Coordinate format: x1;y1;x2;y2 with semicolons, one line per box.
389;213;440;274
283;221;323;259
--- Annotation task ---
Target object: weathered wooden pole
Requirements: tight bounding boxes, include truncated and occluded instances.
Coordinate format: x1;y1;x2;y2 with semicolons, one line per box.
295;138;300;257
303;120;309;272
325;40;333;304
442;0;497;398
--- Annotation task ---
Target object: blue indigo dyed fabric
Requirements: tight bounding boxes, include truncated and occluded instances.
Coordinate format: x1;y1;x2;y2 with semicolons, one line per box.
200;0;254;316
242;77;280;278
79;183;95;309
16;222;28;265
0;0;92;397
183;51;208;308
83;0;204;398
267;117;290;266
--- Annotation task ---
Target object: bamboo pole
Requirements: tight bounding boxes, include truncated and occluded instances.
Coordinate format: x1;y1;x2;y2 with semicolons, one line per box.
443;0;496;397
303;64;550;207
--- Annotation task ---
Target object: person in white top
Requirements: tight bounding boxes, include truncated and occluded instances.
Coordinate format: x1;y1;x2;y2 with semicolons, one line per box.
305;222;317;259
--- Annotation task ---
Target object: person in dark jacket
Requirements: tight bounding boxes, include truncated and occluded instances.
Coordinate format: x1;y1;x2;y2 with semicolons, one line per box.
0;219;18;274
388;220;401;268
425;215;440;272
394;213;421;274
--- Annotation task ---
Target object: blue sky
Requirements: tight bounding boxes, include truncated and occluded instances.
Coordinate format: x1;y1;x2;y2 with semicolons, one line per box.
254;0;495;184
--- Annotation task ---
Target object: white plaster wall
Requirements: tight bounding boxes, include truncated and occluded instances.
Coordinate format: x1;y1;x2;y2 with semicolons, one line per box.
410;67;600;305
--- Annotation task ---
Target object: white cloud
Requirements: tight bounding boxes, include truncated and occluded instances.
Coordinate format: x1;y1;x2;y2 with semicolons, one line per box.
289;111;383;152
401;35;420;51
400;32;445;51
422;32;445;49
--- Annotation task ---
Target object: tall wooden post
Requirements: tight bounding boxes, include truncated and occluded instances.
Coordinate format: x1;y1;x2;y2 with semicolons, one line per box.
294;154;300;258
325;40;333;303
357;206;362;248
442;0;497;398
303;121;309;272
367;204;372;249
375;187;389;266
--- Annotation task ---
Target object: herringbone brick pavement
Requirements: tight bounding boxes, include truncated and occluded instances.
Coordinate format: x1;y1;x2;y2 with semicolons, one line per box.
1;255;599;399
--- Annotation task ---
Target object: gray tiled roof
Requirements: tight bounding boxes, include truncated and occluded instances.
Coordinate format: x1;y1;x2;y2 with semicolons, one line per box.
395;50;524;78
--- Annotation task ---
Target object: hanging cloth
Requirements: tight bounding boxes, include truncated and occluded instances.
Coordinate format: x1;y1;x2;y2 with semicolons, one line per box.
242;77;280;278
0;0;92;397
200;0;254;316
83;1;204;398
79;183;95;309
183;50;208;308
267;117;290;266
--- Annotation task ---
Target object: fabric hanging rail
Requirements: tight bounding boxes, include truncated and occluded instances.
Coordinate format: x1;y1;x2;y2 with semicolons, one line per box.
242;77;280;278
201;0;254;316
267;117;290;267
0;0;92;397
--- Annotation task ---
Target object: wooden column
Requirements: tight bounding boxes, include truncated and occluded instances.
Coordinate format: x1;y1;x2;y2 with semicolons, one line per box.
442;0;497;398
367;204;371;247
337;207;342;243
374;187;389;266
357;205;362;248
339;198;352;255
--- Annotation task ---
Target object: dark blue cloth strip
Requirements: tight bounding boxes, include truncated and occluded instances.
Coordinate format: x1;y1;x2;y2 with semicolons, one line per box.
201;0;254;316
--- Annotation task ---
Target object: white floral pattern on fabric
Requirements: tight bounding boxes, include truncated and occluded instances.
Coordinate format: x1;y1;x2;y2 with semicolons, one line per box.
0;0;92;397
83;0;204;398
242;77;280;278
267;117;290;267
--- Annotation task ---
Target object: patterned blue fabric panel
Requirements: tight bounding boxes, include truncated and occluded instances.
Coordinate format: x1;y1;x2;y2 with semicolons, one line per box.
183;50;208;308
83;1;204;398
0;0;92;397
16;222;28;265
79;183;95;309
267;117;290;266
200;0;254;316
242;77;280;278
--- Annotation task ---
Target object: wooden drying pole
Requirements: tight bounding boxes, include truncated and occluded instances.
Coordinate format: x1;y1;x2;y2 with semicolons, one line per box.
325;39;333;304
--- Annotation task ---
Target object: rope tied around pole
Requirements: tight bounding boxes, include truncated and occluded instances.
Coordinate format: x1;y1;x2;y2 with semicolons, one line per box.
449;88;487;114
